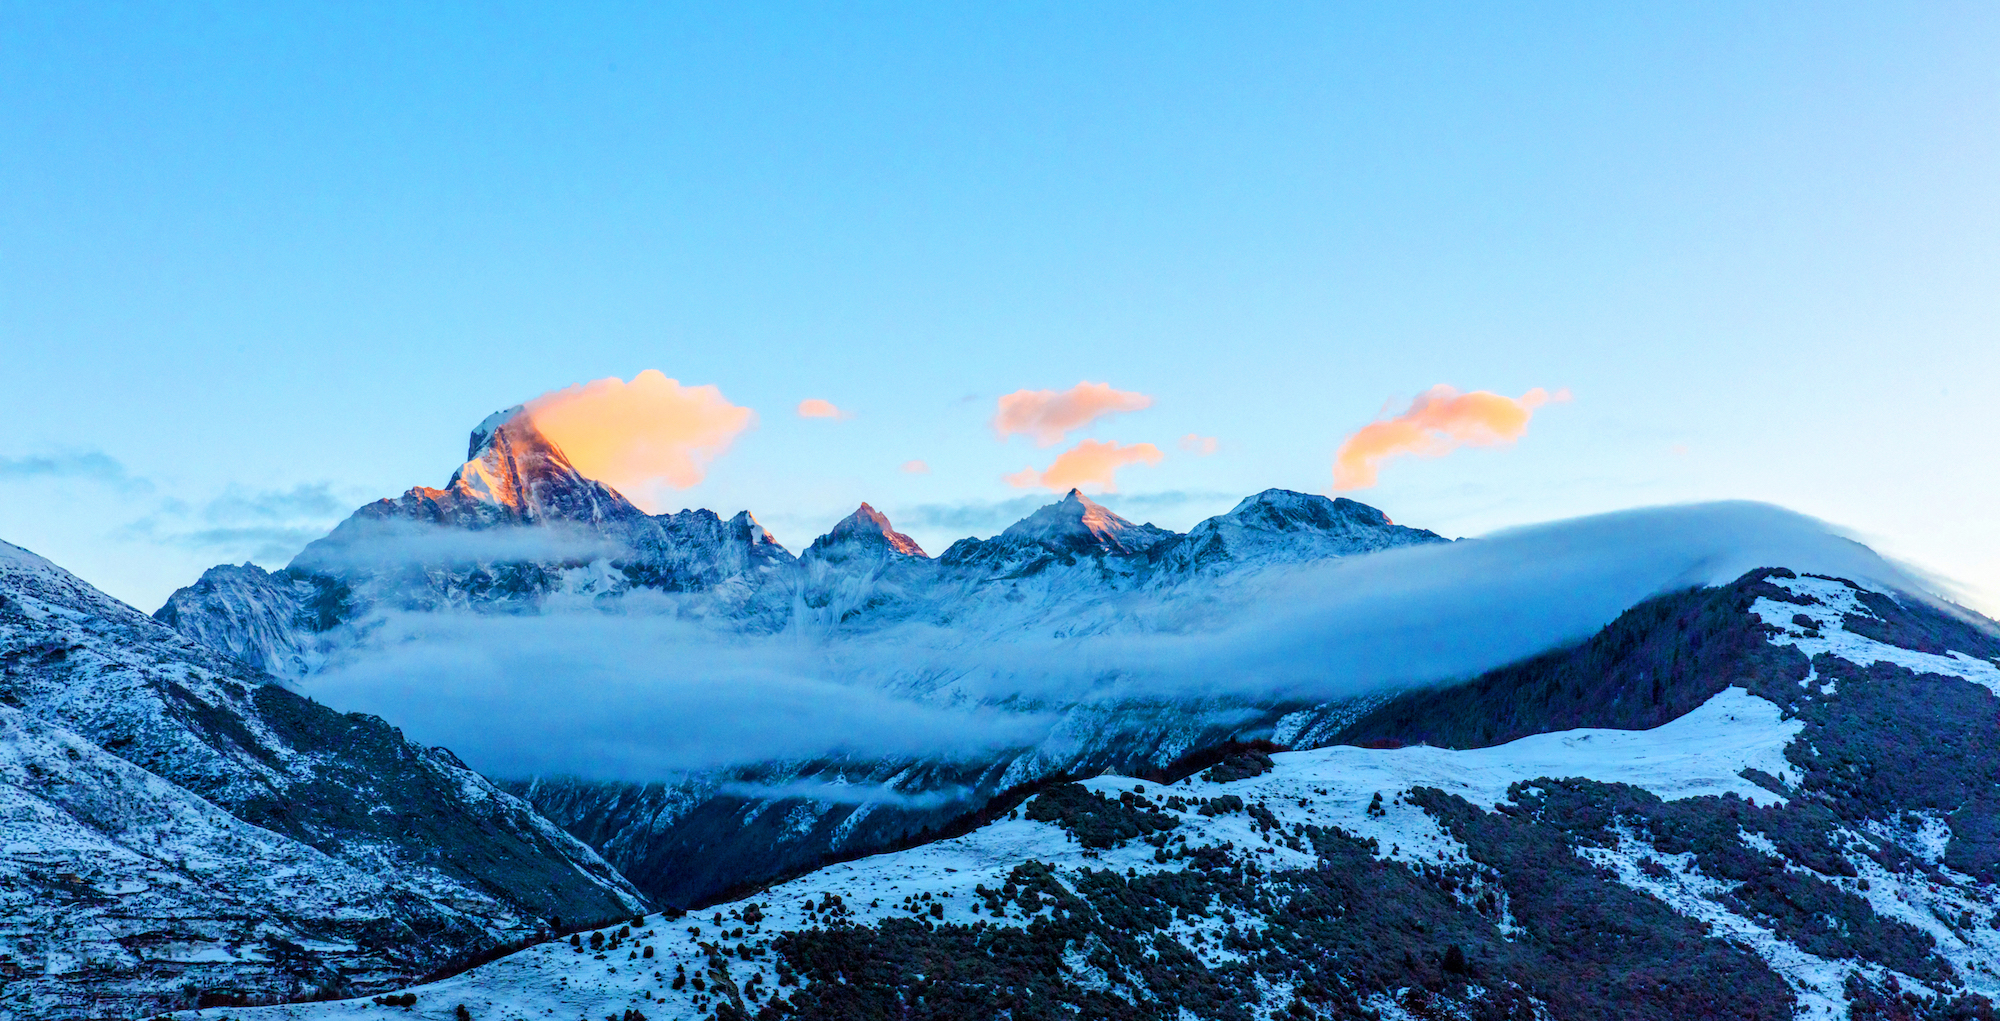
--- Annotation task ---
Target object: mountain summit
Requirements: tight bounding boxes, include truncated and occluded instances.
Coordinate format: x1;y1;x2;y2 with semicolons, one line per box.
806;502;928;559
1162;488;1448;572
435;407;644;525
312;408;644;536
999;488;1175;555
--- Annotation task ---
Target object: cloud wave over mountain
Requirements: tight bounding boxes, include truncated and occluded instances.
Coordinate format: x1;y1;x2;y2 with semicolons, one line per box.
302;501;1933;781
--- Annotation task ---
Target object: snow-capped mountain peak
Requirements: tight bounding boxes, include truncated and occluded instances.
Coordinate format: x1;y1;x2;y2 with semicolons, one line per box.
806;503;927;559
1161;487;1450;573
726;509;785;551
1225;487;1399;530
442;409;643;525
999;488;1174;555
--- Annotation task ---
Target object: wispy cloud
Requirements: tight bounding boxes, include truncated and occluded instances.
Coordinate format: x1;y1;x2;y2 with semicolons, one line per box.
797;398;851;420
120;481;357;564
900;459;931;474
1333;385;1569;490
1179;434;1219;456
992;382;1153;447
203;482;347;524
176;525;338;562
0;451;151;492
1006;439;1164;493
893;495;1053;536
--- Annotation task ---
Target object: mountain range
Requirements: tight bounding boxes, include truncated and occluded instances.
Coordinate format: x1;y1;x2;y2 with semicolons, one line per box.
152;411;1451;910
8;405;2000;1019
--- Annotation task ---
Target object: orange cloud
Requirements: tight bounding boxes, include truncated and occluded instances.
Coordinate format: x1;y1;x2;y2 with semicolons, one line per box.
1179;434;1219;456
1332;385;1567;490
1006;439;1164;493
797;398;849;419
993;382;1153;447
900;459;931;474
524;370;755;508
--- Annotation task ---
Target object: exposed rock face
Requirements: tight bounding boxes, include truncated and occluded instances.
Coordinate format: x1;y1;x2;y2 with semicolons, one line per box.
0;539;644;1019
153;561;334;679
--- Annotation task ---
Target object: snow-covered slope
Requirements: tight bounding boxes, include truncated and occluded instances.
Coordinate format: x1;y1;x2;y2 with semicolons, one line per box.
185;568;2000;1021
0;539;645;1019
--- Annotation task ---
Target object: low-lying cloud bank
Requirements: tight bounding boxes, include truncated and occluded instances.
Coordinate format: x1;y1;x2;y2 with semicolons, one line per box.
308;610;1059;781
305;501;1944;782
719;779;976;809
296;518;623;571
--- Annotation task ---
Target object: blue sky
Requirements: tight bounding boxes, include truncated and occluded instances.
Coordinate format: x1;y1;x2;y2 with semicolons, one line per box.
2;2;1996;612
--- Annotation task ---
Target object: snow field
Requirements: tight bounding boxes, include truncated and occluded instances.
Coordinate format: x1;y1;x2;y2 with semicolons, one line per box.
1751;574;2000;696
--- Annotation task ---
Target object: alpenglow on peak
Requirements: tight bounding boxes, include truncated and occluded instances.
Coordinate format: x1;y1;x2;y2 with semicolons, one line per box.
442;409;644;526
807;503;928;559
1000;488;1175;555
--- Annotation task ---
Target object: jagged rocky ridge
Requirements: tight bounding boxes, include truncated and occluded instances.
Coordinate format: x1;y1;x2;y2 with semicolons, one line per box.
188;568;2000;1021
159;412;1442;667
156;411;1449;908
0;539;646;1020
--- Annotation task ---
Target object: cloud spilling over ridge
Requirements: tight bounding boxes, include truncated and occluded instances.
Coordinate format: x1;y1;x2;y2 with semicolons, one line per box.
993;382;1153;447
524;371;754;507
1333;385;1567;490
1006;439;1164;493
1006;501;1924;705
302;501;1940;783
797;399;849;419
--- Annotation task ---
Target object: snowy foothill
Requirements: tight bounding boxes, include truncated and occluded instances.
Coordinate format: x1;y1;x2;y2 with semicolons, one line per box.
1750;573;2000;696
184;684;1806;1021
